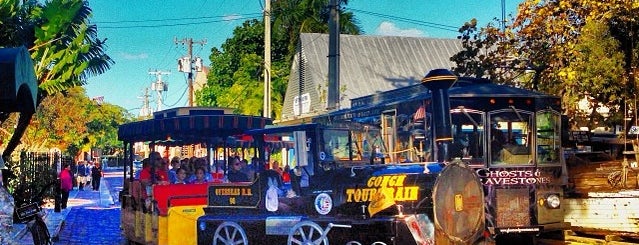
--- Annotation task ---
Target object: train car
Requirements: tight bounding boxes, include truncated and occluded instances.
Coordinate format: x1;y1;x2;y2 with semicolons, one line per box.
197;125;485;245
117;107;272;245
195;70;489;244
312;69;570;243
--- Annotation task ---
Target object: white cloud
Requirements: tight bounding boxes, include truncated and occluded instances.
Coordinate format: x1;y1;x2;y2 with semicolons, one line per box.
375;21;426;37
121;52;148;60
223;14;242;22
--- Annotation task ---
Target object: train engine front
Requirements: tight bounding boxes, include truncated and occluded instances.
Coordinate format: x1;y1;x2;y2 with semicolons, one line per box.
197;70;484;245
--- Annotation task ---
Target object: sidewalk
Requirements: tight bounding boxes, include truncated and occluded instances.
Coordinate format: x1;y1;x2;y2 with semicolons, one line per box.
10;177;115;243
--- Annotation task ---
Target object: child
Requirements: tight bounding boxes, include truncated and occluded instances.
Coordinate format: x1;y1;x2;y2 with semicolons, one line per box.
173;167;188;184
191;167;208;184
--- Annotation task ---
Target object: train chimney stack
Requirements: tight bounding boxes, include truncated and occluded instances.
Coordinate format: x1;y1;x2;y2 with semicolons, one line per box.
421;69;457;162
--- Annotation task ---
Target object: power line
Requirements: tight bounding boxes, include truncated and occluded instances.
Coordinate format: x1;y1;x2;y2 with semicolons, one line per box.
346;8;459;33
93;12;262;24
97;14;262;29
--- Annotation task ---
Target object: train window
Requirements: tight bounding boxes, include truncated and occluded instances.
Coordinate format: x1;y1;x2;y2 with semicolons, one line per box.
536;111;561;165
322;129;352;165
450;108;485;164
489;109;534;166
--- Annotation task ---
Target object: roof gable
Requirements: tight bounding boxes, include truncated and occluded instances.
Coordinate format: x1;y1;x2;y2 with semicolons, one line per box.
281;33;462;122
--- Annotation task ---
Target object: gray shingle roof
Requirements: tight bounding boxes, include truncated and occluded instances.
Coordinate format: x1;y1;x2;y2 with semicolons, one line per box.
281;33;462;122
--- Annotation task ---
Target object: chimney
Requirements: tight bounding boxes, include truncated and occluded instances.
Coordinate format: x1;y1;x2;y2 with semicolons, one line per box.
421;69;457;162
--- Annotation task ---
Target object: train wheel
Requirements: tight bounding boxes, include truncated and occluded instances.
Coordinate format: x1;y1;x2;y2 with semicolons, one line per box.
212;221;248;245
287;221;329;245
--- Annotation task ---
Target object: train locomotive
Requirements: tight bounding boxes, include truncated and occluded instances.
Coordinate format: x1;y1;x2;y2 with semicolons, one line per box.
196;69;487;245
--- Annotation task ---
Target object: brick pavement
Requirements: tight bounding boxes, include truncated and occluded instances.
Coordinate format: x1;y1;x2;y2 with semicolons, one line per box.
11;169;125;245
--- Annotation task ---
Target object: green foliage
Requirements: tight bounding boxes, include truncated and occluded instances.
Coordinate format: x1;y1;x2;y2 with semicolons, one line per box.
197;0;361;119
0;0;115;159
7;152;60;209
567;22;625;129
19;87;132;158
451;0;639;130
29;0;114;97
197;19;289;118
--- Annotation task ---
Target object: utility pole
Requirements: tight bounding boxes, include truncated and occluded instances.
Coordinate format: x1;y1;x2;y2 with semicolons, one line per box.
327;0;340;110
149;69;171;111
501;0;506;32
263;0;272;118
138;87;153;118
175;37;207;107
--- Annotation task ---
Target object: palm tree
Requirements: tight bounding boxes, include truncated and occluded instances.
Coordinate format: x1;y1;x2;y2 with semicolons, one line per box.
0;0;113;158
271;0;362;61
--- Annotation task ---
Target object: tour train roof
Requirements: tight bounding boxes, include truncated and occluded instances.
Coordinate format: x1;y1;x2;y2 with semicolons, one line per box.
320;77;561;122
117;107;272;145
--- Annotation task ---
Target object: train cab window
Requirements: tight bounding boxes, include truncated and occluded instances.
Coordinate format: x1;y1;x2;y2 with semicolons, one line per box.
489;109;534;165
450;108;485;164
322;129;352;167
350;127;385;165
536;110;561;165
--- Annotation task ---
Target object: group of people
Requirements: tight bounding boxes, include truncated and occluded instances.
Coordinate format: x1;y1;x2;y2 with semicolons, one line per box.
58;160;104;209
135;152;267;186
136;152;219;186
75;160;104;191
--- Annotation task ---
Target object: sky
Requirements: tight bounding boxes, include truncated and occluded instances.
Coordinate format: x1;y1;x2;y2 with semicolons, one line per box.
84;0;521;116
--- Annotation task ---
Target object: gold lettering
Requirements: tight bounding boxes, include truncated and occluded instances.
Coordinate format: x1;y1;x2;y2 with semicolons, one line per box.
345;186;419;203
346;189;355;202
380;176;391;187
366;175;408;188
354;189;362;202
393;175;406;186
368;188;377;200
215;188;241;196
229;197;236;205
242;188;253;196
367;178;376;187
395;186;404;200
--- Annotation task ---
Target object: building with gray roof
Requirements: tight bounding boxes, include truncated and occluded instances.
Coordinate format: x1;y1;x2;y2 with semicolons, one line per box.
280;33;463;124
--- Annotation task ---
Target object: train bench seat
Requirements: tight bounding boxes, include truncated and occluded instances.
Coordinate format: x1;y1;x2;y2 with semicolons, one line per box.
153;183;209;216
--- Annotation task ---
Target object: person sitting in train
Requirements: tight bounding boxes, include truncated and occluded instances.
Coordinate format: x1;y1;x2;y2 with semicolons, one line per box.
172;167;188;184
168;157;181;184
191;167;208;184
227;158;249;182
491;123;506;161
239;159;255;181
281;165;291;183
135;158;148;180
139;152;169;185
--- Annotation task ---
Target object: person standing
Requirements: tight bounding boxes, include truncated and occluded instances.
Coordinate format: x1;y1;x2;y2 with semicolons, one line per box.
59;163;73;209
76;161;88;191
91;162;103;191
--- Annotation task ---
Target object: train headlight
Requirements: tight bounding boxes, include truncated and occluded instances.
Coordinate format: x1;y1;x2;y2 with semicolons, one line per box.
544;194;561;209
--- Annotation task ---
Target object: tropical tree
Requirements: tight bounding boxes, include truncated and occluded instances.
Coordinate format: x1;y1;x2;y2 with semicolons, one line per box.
197;0;361;119
271;0;361;61
0;0;113;158
196;19;289;118
451;0;639;130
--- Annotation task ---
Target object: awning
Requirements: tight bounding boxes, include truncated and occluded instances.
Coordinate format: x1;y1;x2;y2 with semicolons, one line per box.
118;108;272;144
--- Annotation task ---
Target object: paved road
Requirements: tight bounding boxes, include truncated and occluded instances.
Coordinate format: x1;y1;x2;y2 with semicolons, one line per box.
54;169;125;245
